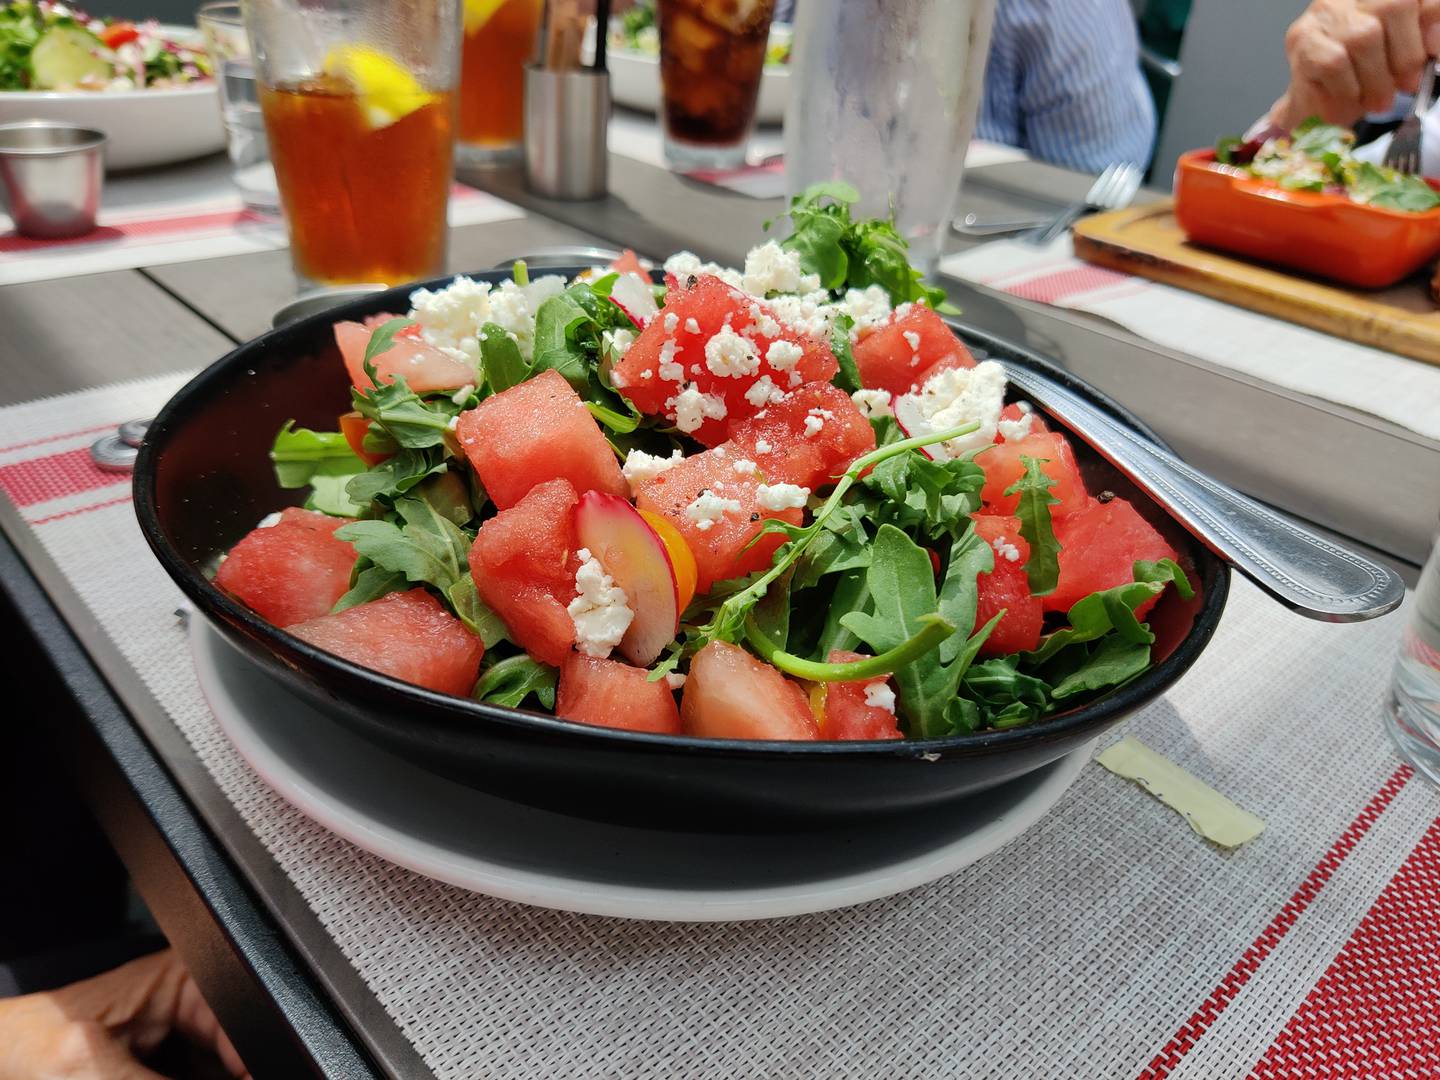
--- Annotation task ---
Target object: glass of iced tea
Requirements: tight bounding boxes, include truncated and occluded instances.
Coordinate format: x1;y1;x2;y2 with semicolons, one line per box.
243;0;460;287
457;0;544;165
656;0;775;170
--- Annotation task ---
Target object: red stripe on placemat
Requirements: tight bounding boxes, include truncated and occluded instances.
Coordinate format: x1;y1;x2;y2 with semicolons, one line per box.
0;421;118;456
1247;815;1440;1079
0;446;122;507
1137;765;1414;1080
1002;265;1134;305
29;493;132;526
0;207;271;254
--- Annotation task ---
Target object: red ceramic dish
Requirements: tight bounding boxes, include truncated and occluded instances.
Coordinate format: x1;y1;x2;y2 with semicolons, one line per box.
1172;148;1440;288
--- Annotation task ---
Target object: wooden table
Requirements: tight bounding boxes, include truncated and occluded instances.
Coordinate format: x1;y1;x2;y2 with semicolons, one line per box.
0;148;1433;1078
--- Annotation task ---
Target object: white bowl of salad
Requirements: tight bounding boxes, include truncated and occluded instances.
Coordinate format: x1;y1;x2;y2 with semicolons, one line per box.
0;1;222;171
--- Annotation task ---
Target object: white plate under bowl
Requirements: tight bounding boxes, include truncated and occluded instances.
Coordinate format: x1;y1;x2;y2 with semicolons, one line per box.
0;27;224;171
607;49;788;125
192;617;1093;922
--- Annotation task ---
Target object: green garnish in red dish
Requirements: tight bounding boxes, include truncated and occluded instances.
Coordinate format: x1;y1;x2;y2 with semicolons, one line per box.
1216;117;1440;212
217;184;1195;741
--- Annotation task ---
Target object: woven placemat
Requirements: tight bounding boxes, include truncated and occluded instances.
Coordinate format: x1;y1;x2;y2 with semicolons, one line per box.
3;373;1437;1079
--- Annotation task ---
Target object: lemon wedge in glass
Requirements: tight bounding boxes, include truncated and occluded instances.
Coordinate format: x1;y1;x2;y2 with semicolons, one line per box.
323;44;435;129
463;0;509;34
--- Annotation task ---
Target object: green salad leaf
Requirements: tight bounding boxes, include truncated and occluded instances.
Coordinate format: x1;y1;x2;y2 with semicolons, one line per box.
1003;456;1061;595
334;493;473;595
269;421;364;488
474;654;556;709
445;574;509;648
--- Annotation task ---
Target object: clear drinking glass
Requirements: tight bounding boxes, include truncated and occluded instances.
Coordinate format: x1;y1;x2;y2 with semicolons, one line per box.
783;0;998;272
657;0;775;170
197;2;278;212
456;0;544;166
1387;530;1440;787
244;0;460;287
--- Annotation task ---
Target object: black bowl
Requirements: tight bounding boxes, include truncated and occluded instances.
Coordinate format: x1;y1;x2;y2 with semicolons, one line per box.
135;269;1229;830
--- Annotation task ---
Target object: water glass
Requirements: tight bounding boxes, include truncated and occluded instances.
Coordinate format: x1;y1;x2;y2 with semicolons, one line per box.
1388;530;1440;787
783;0;998;272
197;2;278;212
244;0;460;287
657;0;775;170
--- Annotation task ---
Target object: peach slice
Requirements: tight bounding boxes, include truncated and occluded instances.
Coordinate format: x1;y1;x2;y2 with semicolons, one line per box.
573;491;682;667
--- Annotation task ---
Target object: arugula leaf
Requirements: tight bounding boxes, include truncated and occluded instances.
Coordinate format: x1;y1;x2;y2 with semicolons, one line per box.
445;574;510;648
474;654;557;709
415;470;474;527
334;494;472;594
1024;559;1195;667
305;473;367;518
812;567;869;658
859;449;985;540
1049;635;1152;700
351;374;456;450
269;421;363;488
531;290;597;387
829;314;863;393
479;322;530;394
962;657;1051;729
1003;456;1061;595
361;317;416;383
331;565;407;613
936;524;993;665
345;448;448;508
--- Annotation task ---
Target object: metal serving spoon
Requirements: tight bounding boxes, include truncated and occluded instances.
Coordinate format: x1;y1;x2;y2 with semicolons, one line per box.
1004;362;1405;622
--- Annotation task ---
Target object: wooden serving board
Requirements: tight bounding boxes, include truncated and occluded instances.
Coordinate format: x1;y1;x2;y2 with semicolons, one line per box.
1071;201;1440;369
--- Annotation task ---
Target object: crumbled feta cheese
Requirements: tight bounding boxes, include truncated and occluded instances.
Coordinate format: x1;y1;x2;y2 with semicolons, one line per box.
764;339;804;371
669;384;727;433
754;437;774;454
740;240;820;296
747;304;783;339
622;448;685;489
851;388;893;419
408;275;492;364
992;536;1022;563
731;458;759;475
685;490;744;531
768;291;838;341
756;482;810;511
704;326;761;378
803;407;834;437
256;511;282;529
893;301;915;321
602;327;636;361
665;672;687;690
864;682;897;713
640;369;654;380
997;401;1034;443
713;446;727;457
902;330;921;352
484;275;564;361
895;360;1008;459
662;251;743;289
663;311;679;333
743;374;786;407
685;317;701;334
839;285;893;338
446;415;460;431
450;383;476;404
568;548;635;658
657;339;684;382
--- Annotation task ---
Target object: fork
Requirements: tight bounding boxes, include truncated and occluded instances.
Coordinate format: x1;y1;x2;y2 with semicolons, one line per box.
1029;162;1143;246
1384;60;1436;175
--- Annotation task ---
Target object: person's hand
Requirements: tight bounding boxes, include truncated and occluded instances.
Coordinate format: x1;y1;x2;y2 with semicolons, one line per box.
1270;0;1440;129
0;949;249;1080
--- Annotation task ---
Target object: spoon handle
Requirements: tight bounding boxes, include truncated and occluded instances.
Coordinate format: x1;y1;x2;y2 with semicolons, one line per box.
1003;363;1405;622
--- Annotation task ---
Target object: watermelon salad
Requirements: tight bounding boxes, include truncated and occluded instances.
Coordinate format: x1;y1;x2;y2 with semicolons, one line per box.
219;183;1195;742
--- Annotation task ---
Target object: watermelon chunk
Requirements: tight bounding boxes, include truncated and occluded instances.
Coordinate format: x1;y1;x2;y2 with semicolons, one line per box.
979;431;1088;519
611;274;838;446
334;320;474;394
632;447;801;594
852;304;975;397
455;369;627;510
469;477;580;666
970;514;1044;656
1047;497;1181;616
681;641;818;740
289;589;483;696
556;653;682;734
727;381;876;489
821;651;903;740
214;507;357;628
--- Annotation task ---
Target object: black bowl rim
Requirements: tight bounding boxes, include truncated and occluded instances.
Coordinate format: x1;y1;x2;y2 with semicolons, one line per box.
133;267;1231;763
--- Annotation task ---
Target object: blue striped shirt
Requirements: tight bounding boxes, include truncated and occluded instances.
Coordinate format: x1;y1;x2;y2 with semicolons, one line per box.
976;0;1158;170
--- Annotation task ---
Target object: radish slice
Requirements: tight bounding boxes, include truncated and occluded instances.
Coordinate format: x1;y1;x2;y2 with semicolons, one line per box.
609;271;659;328
573;491;681;667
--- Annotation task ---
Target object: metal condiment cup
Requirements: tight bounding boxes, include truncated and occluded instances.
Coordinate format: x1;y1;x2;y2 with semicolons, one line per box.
0;121;106;239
